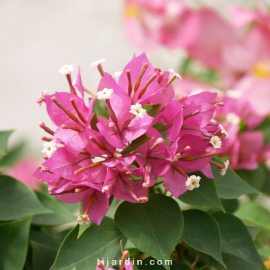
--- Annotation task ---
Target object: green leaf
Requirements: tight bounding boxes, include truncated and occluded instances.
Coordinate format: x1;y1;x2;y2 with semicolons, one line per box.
179;174;224;212
220;199;239;213
0;216;32;270
235;202;270;231
246;225;262;241
31;241;57;270
222;253;263;270
115;194;183;270
237;165;266;192
51;217;126;270
29;228;60;250
258;247;270;261
121;134;153;156
0;130;13;161
212;212;264;268
181;209;224;266
32;192;76;226
254;116;270;145
212;157;258;199
262;166;270;196
92;99;109;119
90;111;99;132
0;141;26;170
139;257;189;270
142;104;161;118
0;175;49;220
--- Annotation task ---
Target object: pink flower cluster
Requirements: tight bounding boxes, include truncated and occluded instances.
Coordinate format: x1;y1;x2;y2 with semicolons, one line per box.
33;53;226;225
124;2;270;115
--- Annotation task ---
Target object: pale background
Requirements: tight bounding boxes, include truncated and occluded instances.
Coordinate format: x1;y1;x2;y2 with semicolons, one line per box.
0;0;269;154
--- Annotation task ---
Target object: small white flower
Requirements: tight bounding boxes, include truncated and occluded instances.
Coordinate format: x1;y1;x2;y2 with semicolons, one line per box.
77;214;91;226
114;71;122;78
130;103;147;119
210;135;222;149
226;113;240;125
96;88;114;100
220;160;229;176
59;65;75;75
186;175;201;191
102;186;109;193
219;124;229;139
42;141;57;158
91;59;106;68
169;69;182;80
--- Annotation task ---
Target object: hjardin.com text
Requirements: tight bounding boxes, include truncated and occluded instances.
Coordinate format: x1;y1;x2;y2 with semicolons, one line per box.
97;258;173;267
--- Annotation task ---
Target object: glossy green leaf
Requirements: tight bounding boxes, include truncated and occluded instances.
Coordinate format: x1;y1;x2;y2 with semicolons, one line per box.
32;192;76;226
121;134;153;156
212;212;264;268
179;174;224;211
0;130;13;161
255;116;270;145
212;157;258;199
115;194;183;270
181;210;224;266
0;175;49;221
139;257;189;270
235;202;270;231
31;241;57;270
142;104;161;118
92;99;109;119
0;216;32;270
237;165;266;192
51;217;126;270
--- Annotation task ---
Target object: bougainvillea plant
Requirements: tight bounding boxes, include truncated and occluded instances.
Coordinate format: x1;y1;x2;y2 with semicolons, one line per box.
0;53;268;270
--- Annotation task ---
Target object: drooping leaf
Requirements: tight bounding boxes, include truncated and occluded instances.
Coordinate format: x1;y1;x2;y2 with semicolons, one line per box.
212;212;264;268
139;257;189;270
115;194;183;270
31;241;58;270
121;134;153;156
92;99;109;119
0;175;49;221
181;210;224;266
50;217;126;270
237;165;266;192
0;130;14;161
212;157;258;199
32;192;76;226
179;174;224;212
142;104;161;118
0;216;32;270
235;202;270;231
254;116;270;145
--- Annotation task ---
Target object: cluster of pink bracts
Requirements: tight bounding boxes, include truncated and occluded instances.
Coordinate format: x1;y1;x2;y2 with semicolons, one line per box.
124;1;270;171
34;53;228;226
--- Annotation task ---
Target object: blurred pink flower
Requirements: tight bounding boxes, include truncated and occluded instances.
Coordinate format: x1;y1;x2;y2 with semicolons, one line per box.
123;0;199;51
214;96;264;170
4;157;40;190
